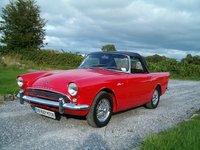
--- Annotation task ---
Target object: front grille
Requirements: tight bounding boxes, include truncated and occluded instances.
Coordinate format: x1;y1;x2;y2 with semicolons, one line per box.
26;89;70;102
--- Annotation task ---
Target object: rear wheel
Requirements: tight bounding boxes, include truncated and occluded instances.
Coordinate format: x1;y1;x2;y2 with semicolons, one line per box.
86;91;113;128
145;87;160;109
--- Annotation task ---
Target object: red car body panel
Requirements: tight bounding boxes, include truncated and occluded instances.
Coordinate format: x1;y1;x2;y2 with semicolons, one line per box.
18;68;169;116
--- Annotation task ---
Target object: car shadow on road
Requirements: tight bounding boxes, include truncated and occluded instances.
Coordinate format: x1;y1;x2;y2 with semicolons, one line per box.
64;114;86;120
76;133;110;150
57;105;145;123
112;105;146;117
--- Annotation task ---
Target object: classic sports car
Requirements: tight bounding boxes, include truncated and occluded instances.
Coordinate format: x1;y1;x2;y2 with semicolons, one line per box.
17;51;170;127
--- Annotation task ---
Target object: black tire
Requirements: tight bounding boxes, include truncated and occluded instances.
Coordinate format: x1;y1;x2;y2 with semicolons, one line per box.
145;87;160;109
86;91;113;128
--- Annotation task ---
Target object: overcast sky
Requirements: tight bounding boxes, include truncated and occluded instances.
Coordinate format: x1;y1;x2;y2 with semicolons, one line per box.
1;0;200;59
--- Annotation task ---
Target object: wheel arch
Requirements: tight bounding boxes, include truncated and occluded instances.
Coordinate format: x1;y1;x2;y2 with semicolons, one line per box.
100;88;117;113
156;84;162;95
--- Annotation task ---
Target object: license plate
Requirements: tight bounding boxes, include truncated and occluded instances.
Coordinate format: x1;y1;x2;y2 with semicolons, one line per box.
34;107;56;119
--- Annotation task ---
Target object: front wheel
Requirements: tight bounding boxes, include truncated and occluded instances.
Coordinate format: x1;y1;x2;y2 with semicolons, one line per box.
86;91;113;128
145;87;160;109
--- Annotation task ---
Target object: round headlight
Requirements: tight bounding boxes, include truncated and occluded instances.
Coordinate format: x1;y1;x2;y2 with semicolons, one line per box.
17;77;23;87
68;83;78;96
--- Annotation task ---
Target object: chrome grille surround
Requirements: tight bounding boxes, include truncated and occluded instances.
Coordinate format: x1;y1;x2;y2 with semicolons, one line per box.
26;89;70;102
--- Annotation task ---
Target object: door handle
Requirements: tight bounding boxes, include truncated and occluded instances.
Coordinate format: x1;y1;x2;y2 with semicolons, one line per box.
117;82;124;86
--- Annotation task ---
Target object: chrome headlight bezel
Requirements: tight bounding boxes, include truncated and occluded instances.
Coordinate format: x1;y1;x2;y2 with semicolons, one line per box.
68;82;78;96
17;77;24;87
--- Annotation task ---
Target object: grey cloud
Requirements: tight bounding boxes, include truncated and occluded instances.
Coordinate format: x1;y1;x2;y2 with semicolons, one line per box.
1;0;200;58
34;0;200;50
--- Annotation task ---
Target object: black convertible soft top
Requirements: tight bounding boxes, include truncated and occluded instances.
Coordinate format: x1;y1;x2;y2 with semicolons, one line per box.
90;51;150;73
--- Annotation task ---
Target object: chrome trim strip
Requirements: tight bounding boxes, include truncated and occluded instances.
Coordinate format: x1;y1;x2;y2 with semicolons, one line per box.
127;55;131;73
22;95;90;110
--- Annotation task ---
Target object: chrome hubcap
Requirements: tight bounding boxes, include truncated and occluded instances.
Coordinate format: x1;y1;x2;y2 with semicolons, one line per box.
96;98;111;122
152;90;159;105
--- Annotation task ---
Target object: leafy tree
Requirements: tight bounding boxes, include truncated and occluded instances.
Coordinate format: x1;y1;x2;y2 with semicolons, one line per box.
181;54;200;65
0;0;46;51
146;54;200;80
101;44;116;52
146;54;167;63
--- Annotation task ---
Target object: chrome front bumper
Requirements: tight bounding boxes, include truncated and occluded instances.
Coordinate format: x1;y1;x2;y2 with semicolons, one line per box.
17;91;89;114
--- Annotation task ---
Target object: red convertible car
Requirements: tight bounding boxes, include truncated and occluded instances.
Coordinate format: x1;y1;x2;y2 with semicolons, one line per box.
17;51;169;127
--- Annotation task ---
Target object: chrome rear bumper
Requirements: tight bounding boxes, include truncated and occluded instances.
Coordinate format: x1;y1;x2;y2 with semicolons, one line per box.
17;91;89;114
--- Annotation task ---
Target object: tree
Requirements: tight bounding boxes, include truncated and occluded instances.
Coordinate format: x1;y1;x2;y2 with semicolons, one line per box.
181;54;200;65
101;44;116;52
145;54;168;63
0;0;46;51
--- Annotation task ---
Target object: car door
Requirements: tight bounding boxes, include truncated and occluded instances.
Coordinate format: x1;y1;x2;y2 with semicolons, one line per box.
127;56;152;108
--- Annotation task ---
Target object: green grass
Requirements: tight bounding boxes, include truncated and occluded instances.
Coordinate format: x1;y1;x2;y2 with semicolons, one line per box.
0;67;27;95
141;113;200;150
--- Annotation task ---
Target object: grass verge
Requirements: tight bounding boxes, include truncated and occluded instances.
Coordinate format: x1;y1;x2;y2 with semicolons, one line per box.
0;67;27;95
141;112;200;150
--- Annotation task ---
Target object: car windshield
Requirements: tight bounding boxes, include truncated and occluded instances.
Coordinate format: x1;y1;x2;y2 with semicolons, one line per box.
79;53;129;72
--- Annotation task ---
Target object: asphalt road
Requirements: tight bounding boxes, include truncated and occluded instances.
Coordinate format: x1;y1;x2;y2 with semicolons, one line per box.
0;80;200;150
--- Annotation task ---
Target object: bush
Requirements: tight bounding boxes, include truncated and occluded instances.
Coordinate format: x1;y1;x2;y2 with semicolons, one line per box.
146;55;200;80
1;49;200;80
0;57;6;67
3;49;83;69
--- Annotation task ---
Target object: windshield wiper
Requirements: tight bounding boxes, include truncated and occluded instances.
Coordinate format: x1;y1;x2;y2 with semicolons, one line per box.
80;64;106;69
91;64;106;67
105;66;121;71
86;64;106;69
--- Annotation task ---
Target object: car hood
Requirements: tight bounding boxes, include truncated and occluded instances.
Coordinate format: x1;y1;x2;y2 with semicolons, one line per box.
30;69;122;92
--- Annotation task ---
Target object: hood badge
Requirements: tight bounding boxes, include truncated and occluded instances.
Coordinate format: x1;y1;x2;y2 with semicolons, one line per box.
33;80;53;90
